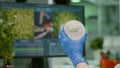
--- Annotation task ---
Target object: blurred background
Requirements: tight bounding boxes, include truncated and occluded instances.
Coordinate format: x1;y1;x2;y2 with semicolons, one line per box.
0;0;119;68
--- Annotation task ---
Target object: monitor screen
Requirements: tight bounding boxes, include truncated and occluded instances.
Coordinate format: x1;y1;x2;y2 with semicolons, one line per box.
0;2;85;57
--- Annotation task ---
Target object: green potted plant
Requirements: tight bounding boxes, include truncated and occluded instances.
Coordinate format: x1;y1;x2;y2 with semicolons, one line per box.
90;37;103;50
90;37;103;60
0;9;15;68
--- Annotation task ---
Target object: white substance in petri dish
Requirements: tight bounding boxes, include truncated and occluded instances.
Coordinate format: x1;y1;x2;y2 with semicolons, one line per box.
64;20;85;40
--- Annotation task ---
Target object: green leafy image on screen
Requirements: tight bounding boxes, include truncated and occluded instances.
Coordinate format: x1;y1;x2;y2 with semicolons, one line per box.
0;8;34;39
53;10;81;38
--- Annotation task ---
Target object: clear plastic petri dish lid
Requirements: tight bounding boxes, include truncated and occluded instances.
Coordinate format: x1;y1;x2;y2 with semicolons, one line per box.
64;20;85;40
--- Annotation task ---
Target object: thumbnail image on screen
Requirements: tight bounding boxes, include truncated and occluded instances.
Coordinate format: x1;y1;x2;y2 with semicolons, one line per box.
34;11;53;39
0;8;34;39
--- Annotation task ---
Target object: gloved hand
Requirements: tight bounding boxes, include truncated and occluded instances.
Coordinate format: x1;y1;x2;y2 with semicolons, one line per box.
59;25;88;68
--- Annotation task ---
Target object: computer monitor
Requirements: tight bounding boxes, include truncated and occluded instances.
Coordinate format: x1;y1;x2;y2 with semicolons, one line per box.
0;2;85;57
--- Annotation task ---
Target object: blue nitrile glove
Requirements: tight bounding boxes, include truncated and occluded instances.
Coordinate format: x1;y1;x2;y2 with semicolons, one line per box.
59;25;88;68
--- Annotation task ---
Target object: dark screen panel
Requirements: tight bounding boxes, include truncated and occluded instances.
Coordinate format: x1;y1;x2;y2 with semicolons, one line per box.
0;2;85;57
